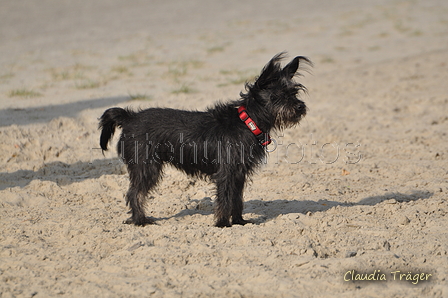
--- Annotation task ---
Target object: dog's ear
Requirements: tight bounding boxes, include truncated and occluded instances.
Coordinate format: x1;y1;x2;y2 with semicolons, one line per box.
256;53;285;85
282;56;311;78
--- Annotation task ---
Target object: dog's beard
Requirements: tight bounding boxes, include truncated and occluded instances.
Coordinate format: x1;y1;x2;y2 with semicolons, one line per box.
274;105;306;130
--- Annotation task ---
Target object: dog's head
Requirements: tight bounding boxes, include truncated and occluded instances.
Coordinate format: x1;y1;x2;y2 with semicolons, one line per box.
240;53;312;130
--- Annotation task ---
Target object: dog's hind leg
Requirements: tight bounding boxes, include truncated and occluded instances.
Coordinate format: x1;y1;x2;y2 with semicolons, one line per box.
123;186;154;226
123;163;162;226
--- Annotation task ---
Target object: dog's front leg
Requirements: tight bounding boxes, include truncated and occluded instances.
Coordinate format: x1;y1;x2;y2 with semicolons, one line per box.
214;177;232;227
214;170;248;227
230;175;250;226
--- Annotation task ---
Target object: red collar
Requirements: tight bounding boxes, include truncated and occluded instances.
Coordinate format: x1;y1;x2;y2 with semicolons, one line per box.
237;106;271;146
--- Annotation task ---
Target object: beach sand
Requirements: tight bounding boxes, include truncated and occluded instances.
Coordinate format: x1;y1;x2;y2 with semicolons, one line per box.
1;0;447;297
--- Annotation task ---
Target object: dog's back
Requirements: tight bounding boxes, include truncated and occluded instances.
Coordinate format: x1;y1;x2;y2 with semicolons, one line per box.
99;107;211;150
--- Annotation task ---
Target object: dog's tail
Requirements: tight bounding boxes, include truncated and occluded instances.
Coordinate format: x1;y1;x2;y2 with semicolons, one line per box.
98;107;134;151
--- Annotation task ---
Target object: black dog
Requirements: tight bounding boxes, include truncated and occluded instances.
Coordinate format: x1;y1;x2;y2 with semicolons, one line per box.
99;52;311;227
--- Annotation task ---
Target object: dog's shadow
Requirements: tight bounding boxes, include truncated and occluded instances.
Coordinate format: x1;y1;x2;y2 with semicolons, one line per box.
171;190;433;224
0;158;125;191
1;159;434;225
0;96;128;127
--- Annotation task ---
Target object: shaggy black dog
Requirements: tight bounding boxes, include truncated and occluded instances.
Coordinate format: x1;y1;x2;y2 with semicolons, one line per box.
99;52;311;227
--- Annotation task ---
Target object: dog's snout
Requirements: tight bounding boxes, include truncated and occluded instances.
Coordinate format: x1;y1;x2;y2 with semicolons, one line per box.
297;102;306;110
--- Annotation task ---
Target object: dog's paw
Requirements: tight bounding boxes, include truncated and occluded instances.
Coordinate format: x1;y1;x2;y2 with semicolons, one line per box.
123;216;155;226
232;217;252;226
215;219;232;228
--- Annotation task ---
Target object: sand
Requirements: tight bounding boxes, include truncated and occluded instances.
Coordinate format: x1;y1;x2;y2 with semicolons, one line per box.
1;0;447;297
